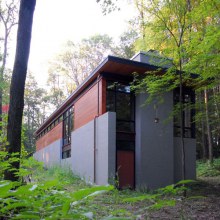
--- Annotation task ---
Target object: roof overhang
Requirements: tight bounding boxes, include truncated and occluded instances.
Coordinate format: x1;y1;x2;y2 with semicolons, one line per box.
35;55;163;135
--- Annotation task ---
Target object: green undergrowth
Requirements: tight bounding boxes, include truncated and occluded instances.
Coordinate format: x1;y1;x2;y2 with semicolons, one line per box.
0;154;201;219
197;158;220;177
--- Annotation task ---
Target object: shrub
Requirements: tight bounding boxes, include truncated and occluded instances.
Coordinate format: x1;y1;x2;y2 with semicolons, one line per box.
197;158;220;177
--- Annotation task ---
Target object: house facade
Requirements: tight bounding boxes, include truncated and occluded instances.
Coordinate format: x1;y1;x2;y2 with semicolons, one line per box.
34;51;196;189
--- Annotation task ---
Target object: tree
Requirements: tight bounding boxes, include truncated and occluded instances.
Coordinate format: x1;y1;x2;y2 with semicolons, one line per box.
100;0;220;165
129;0;192;182
4;0;36;181
114;30;138;59
0;0;18;128
46;70;65;108
49;34;117;96
23;73;47;152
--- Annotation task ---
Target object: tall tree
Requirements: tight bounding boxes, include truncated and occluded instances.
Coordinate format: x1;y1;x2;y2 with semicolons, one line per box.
46;70;65;108
100;0;220;161
0;0;18;128
4;0;36;181
114;30;138;59
49;34;117;96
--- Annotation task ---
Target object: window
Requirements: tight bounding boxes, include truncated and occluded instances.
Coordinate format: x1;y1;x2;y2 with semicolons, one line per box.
106;81;135;133
62;106;74;159
174;88;195;138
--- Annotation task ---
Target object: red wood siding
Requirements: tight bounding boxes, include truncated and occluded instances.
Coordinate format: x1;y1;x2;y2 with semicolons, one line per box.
117;150;135;189
75;78;105;129
36;122;63;151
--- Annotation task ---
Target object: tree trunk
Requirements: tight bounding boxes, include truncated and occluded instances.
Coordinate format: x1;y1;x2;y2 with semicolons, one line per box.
204;89;213;164
4;0;36;181
198;91;208;160
179;68;186;181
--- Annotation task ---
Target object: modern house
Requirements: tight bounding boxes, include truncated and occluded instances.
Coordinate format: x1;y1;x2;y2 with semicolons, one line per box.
34;51;196;189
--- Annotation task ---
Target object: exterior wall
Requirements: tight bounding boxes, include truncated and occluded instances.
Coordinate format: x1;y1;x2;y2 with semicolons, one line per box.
71;120;95;182
71;112;116;185
74;78;106;130
135;92;174;189
74;83;98;130
33;139;62;167
36;122;62;151
60;157;72;168
96;111;116;185
173;138;196;182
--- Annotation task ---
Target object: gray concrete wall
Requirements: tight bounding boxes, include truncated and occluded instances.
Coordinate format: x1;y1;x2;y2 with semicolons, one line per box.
33;139;62;167
131;51;173;68
174;138;196;182
71;112;116;185
61;157;72;168
135;92;174;189
71;120;95;183
95;112;116;185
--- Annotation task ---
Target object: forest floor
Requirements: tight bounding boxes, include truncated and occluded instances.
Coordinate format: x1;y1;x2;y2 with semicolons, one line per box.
88;176;220;219
145;177;220;219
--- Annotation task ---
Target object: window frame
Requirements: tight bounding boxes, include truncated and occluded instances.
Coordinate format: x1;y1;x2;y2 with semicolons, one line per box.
106;80;135;133
62;106;74;159
173;88;195;138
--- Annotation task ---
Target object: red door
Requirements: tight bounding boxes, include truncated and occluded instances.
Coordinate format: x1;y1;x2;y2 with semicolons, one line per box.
117;150;135;189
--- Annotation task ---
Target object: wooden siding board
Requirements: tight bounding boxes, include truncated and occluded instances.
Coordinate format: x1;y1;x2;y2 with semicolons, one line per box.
74;82;99;129
36;122;63;151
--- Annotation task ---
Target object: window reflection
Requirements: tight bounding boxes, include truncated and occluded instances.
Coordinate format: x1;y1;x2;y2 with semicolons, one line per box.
106;81;135;132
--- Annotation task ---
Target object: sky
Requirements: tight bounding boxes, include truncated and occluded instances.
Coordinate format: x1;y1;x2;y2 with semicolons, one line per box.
22;0;136;87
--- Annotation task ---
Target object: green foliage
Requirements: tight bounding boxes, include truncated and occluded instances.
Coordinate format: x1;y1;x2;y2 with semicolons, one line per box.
0;155;203;219
0;179;113;219
197;159;220;177
122;180;196;213
0;151;20;180
18;156;44;181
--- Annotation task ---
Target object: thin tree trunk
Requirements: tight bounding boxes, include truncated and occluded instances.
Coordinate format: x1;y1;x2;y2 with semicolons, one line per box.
204;89;213;164
198;91;208;160
179;66;186;181
4;0;36;181
201;119;208;159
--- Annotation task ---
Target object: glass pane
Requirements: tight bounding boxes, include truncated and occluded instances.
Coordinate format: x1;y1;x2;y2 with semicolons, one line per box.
106;91;115;112
184;106;191;128
116;93;131;120
117;140;135;151
117;121;135;132
107;81;116;90
116;83;130;93
174;126;181;137
70;113;74;131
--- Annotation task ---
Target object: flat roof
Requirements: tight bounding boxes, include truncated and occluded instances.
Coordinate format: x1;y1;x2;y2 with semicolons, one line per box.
35;55;162;135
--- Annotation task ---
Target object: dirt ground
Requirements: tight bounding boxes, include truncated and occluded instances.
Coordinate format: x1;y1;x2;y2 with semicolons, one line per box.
142;177;220;220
